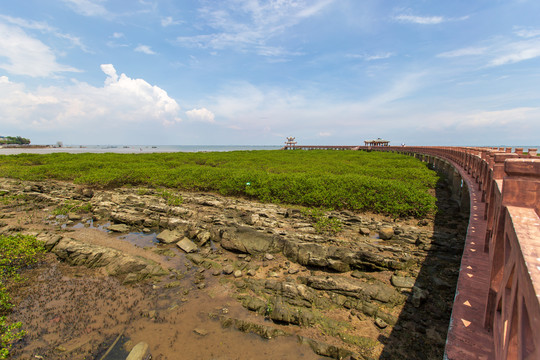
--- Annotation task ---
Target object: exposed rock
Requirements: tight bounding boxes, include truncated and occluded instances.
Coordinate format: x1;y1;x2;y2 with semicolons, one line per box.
359;227;371;236
196;231;211;246
297;336;355;360
285;240;405;272
221;226;283;254
378;226;394;240
107;223;130;233
247;269;257;276
305;275;403;304
126;341;151;360
267;297;314;326
223;265;234;275
176;237;197;253
68;213;82;221
36;233;63;251
220;316;288;340
50;237;165;280
156;229;183;244
110;210;146;225
233;270;242;278
193;328;208;336
391;275;415;289
374;317;388;329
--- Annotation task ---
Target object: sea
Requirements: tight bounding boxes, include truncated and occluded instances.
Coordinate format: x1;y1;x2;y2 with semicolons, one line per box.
0;144;538;155
0;145;282;155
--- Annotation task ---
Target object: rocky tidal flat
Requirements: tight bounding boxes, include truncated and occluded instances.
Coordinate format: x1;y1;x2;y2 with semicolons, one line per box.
0;178;467;359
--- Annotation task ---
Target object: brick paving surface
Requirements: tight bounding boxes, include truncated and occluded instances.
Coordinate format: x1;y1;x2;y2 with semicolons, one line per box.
444;163;494;360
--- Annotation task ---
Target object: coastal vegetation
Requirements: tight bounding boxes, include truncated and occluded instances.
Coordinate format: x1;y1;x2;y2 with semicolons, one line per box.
0;137;30;145
0;234;44;359
0;150;439;217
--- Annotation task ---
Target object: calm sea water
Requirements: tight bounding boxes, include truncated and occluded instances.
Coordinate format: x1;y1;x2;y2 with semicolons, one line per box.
0;144;538;155
0;145;282;155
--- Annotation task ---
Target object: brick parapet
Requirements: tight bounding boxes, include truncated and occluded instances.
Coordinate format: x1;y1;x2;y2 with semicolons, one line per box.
359;145;540;359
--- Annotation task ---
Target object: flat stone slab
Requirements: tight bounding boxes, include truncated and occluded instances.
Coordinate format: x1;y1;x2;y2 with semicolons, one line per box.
107;224;130;232
176;237;197;253
391;275;415;288
157;229;183;244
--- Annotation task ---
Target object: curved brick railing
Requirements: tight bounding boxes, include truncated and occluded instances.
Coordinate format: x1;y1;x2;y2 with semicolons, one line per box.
359;146;540;359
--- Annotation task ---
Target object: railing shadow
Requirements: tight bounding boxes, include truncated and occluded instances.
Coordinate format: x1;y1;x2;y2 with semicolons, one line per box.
378;176;469;359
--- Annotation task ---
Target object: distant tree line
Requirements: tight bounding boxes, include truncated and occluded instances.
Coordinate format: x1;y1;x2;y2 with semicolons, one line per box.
0;136;31;145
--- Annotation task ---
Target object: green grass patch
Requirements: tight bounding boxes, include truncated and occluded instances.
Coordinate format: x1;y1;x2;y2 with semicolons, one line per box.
0;150;439;217
52;199;92;216
0;234;45;359
156;189;183;206
302;208;343;234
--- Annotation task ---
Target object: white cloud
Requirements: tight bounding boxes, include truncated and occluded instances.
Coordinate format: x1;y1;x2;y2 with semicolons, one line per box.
0;14;90;52
185;108;215;123
437;36;540;67
348;52;395;61
394;13;468;25
112;32;124;38
0;65;181;132
514;28;540;38
0;22;80;77
394;14;444;25
437;46;487;58
488;38;540;66
135;44;157;55
62;0;109;17
420;107;540;130
206;72;424;135
176;0;334;57
318;132;332;137
463;107;538;127
161;17;181;27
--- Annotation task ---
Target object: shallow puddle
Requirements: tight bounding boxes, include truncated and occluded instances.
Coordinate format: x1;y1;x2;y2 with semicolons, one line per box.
118;231;159;248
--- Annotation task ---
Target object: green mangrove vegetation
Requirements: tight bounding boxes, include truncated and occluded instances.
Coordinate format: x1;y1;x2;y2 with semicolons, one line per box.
0;234;45;359
0;150;439;217
0;137;30;146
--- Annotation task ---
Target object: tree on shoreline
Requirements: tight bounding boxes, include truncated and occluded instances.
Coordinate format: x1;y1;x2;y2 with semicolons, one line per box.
0;136;31;145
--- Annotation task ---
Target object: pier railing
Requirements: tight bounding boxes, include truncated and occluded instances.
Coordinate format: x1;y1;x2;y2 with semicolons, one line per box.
284;144;540;358
361;145;540;359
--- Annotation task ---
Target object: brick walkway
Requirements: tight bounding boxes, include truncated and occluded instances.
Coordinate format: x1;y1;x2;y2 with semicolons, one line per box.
444;164;494;359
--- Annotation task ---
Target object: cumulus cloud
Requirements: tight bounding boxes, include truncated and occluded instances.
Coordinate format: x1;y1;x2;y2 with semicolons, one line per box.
185;108;216;123
134;44;156;55
0;65;181;133
0;22;80;77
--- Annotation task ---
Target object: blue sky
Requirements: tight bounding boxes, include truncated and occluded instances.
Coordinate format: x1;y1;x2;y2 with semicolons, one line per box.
1;0;539;146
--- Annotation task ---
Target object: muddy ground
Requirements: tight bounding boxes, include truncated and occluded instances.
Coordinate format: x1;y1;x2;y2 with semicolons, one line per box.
0;178;467;359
